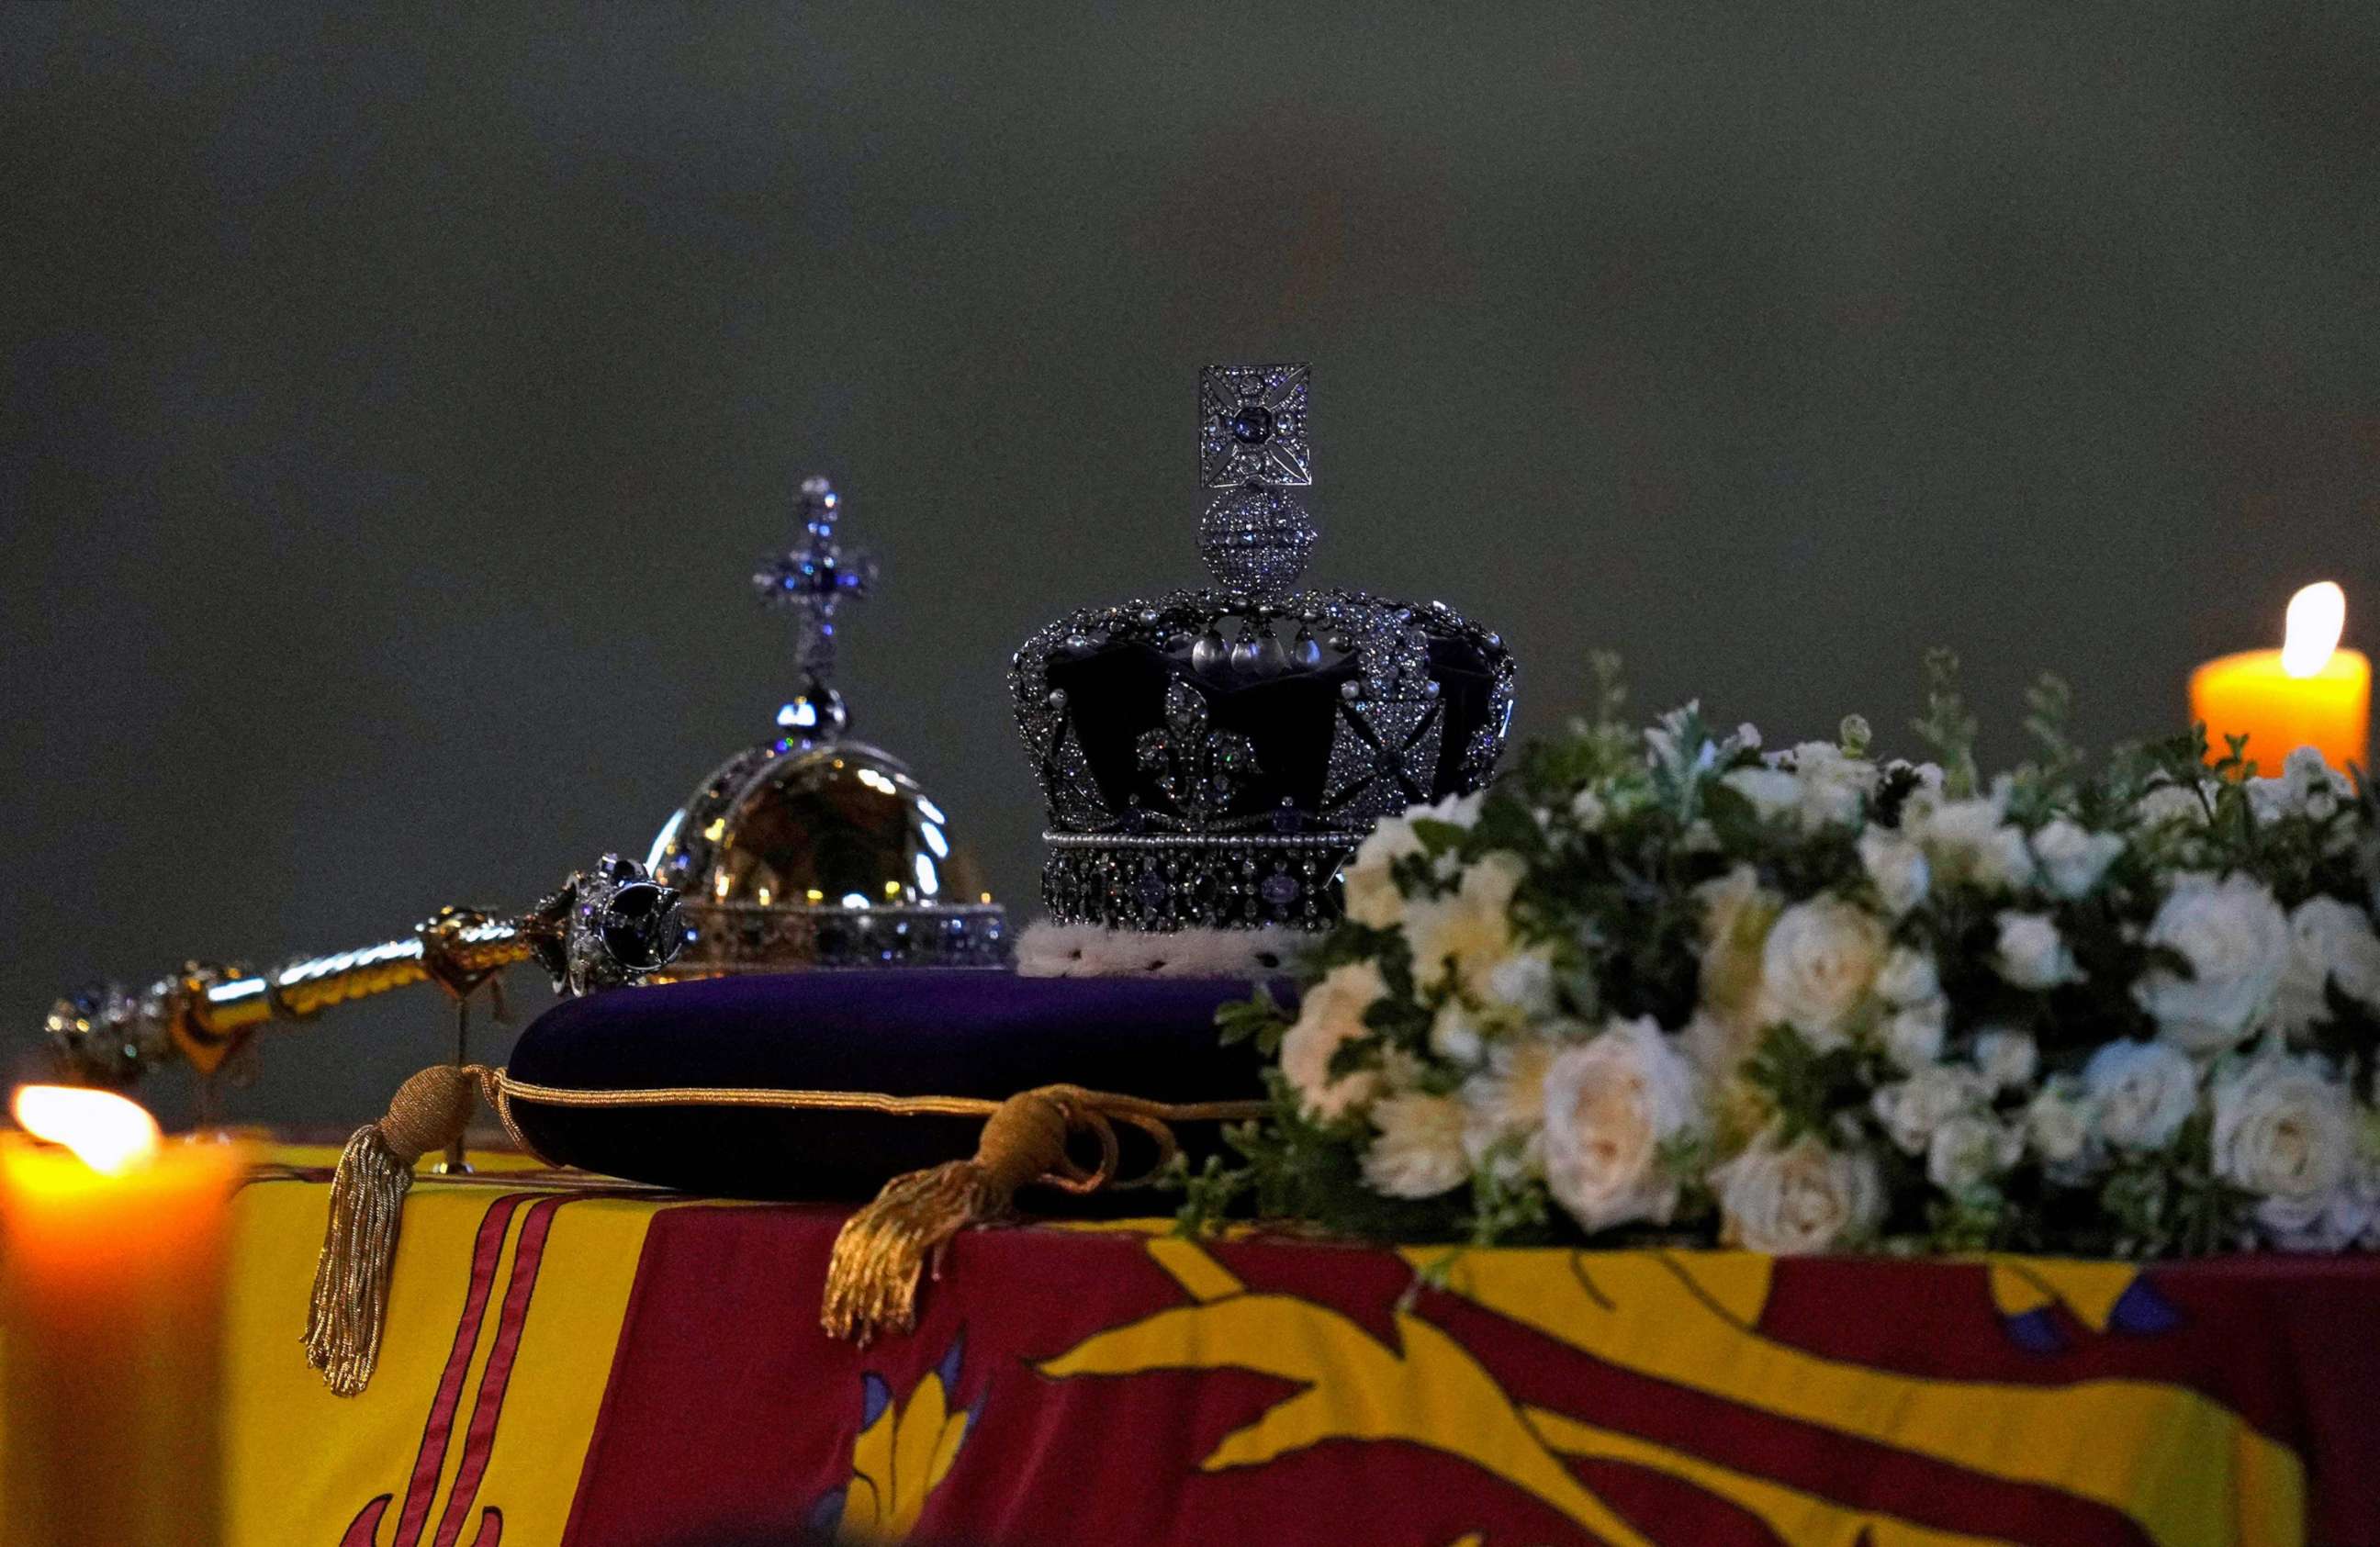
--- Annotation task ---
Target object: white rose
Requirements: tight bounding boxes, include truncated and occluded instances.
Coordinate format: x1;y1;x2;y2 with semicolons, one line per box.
2262;1155;2380;1251
2247;747;2352;824
1858;830;1930;917
1927;1113;2021;1193
1880;997;1948;1072
2133;781;2212;829
2133;874;2290;1055
1482;949;1558;1018
2273;896;2380;1037
2211;1055;2356;1210
1872;1064;1990;1156
1725;745;1877;832
1342;792;1484;928
1787;742;1879;829
1972;1028;2040;1092
1342;821;1421;929
2259;1184;2377;1252
1697;865;1781;1032
1404;851;1526;998
1759;896;1889;1047
1420;790;1487;825
1541;1017;1706;1233
1681;1008;1759;1082
1907;796;2036;893
1993;912;2082;991
2288;746;2351;822
1723;766;1804;826
1279;961;1388;1121
1889;758;1948;798
1712;1135;1885;1254
2082;1039;2198;1150
1460;1034;1562;1178
1361;1093;1470;1198
1429;1001;1485;1065
2024;1082;2096;1169
1875;947;1940;1006
2030;819;2125;900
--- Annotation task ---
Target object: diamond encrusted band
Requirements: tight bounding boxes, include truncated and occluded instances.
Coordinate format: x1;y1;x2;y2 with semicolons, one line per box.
1039;832;1354;932
672;903;1012;973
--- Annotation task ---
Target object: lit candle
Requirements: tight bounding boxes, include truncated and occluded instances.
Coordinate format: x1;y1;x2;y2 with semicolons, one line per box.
2189;581;2372;775
1;1087;244;1547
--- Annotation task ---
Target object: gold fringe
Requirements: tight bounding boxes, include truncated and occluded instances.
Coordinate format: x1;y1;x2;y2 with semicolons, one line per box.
302;1062;485;1396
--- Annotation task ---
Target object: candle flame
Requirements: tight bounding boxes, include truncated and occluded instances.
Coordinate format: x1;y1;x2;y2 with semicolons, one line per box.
2283;581;2347;679
11;1085;163;1175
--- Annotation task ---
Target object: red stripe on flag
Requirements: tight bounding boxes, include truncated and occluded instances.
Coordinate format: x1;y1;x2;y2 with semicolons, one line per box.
431;1194;570;1547
388;1194;533;1547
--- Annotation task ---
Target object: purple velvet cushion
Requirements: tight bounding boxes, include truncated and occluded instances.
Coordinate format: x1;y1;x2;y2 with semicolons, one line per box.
507;970;1276;1203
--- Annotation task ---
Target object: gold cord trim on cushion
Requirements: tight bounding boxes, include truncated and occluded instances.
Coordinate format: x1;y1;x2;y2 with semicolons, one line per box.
490;1078;1007;1117
304;1065;1263;1391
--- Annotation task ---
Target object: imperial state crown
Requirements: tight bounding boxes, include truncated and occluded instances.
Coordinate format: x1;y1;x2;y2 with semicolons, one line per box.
1011;364;1517;935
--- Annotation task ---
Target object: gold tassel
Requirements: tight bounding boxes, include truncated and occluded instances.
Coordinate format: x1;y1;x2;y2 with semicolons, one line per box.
291;1064;1262;1366
303;1062;484;1396
823;1085;1133;1344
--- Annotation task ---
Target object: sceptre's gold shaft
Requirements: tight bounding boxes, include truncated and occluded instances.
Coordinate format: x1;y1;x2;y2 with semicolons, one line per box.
44;854;684;1087
190;923;530;1039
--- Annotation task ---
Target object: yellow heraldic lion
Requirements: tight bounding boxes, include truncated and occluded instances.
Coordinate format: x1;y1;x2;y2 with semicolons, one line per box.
1037;1239;2305;1547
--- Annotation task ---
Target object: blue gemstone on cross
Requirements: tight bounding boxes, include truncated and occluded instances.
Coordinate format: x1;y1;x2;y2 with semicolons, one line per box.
756;476;878;678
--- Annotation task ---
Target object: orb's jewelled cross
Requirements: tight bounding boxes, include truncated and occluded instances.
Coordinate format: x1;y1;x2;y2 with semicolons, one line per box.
755;476;878;681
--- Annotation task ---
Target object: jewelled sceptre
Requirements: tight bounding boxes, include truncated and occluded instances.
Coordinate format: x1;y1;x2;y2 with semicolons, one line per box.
44;855;685;1088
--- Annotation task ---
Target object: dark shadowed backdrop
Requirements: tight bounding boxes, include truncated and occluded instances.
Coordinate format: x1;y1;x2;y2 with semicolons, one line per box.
6;5;2378;1127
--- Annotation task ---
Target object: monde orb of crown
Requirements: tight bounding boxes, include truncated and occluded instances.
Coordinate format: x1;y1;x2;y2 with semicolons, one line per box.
1010;364;1519;934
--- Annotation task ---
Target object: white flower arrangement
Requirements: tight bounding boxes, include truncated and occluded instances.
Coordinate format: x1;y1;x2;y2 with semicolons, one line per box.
1186;654;2380;1258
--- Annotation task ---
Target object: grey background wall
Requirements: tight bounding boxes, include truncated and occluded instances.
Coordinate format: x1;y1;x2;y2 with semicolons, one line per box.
5;5;2377;1128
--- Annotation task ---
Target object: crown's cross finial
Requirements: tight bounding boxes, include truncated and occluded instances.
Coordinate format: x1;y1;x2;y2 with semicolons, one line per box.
755;475;877;738
1198;364;1317;596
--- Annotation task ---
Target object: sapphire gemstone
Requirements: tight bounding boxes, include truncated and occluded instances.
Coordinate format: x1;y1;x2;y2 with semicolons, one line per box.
1228;404;1274;445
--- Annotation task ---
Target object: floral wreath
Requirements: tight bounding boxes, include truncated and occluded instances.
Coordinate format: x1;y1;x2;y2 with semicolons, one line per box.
1178;652;2380;1260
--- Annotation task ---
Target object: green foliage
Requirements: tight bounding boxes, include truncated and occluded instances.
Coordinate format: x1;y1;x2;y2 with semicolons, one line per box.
1912;647;1979;798
1215;983;1293;1057
2096;1113;2252;1259
1742;1025;1871;1144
